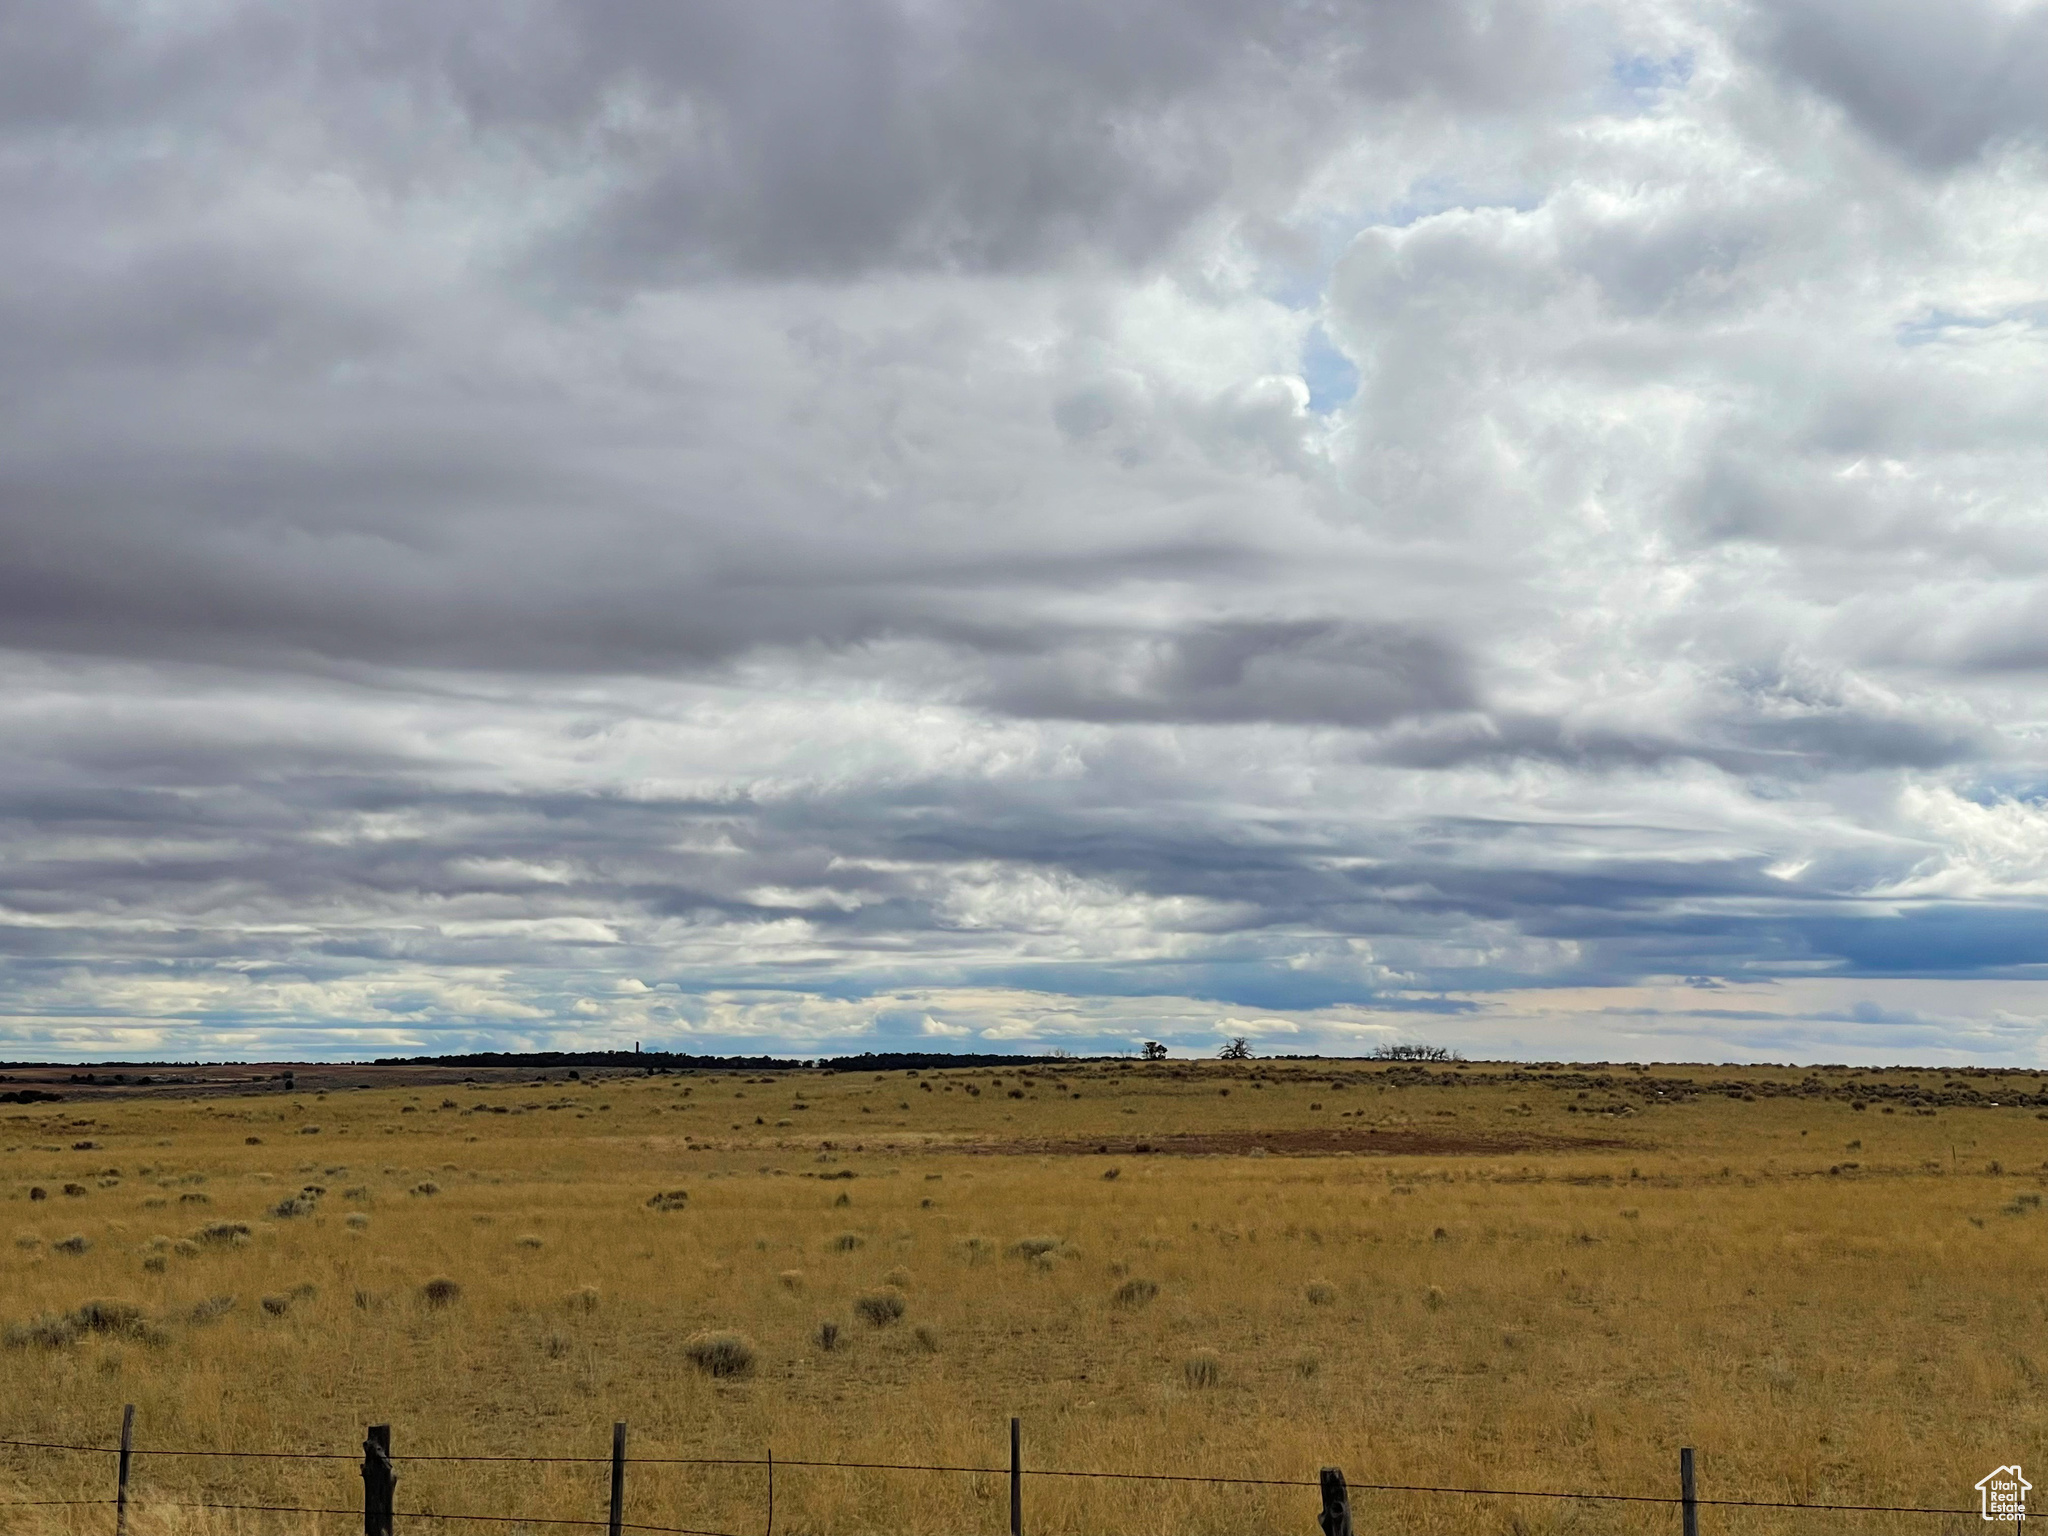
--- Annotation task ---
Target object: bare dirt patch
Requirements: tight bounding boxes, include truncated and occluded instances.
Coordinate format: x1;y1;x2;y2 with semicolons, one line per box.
955;1126;1637;1158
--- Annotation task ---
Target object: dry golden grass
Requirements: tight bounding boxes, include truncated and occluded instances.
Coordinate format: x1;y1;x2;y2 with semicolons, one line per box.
4;1059;2046;1536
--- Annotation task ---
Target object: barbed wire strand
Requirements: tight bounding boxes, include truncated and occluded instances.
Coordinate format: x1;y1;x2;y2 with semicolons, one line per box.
0;1435;1985;1518
152;1500;745;1535
1345;1480;1975;1515
0;1438;352;1461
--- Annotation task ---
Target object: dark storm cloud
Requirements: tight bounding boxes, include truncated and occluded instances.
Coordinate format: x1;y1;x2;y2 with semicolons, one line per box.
980;620;1476;727
386;0;1569;281
0;0;1570;280
1761;0;2048;171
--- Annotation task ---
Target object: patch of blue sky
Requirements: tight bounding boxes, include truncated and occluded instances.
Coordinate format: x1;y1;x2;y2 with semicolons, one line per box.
1895;301;2048;346
1257;178;1543;312
1301;324;1360;414
1608;50;1695;111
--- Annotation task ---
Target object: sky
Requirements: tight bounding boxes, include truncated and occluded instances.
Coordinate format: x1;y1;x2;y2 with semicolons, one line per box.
2;0;2046;1066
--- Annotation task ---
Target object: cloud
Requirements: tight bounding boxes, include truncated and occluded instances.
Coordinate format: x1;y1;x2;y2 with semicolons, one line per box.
980;620;1476;726
0;0;2046;1064
1760;0;2048;171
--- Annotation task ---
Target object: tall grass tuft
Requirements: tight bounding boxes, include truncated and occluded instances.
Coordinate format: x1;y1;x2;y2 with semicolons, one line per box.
1112;1278;1159;1309
684;1331;757;1378
854;1289;907;1326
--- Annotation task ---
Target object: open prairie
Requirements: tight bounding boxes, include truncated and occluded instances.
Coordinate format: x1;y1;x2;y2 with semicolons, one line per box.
5;1058;2047;1536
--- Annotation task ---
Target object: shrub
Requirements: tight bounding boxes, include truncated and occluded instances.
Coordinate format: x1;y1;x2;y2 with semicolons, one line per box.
515;1234;543;1249
1112;1278;1159;1309
778;1270;805;1291
1182;1352;1223;1388
854;1289;907;1327
1007;1236;1062;1261
62;1184;88;1198
261;1294;293;1316
815;1320;841;1351
190;1295;236;1324
195;1222;251;1247
566;1286;600;1313
179;1192;210;1204
345;1213;369;1231
684;1331;757;1378
27;1186;45;1201
53;1234;91;1256
1424;1285;1447;1311
883;1268;912;1290
832;1192;851;1208
646;1190;689;1212
1305;1282;1336;1306
913;1325;941;1353
5;1300;149;1350
5;1313;82;1349
830;1231;864;1253
411;1182;440;1197
420;1277;462;1308
271;1194;319;1219
73;1299;144;1335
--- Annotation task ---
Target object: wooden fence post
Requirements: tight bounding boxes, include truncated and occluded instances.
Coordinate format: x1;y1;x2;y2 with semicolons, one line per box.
1680;1447;1697;1536
609;1422;627;1536
115;1404;135;1536
1317;1468;1352;1536
363;1424;395;1536
1009;1417;1021;1536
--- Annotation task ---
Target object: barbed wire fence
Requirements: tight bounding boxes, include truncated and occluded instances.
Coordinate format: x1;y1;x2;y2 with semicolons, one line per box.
0;1412;2011;1536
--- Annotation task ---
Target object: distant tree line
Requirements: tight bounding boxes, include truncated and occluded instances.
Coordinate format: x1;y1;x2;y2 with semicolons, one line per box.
368;1048;1084;1072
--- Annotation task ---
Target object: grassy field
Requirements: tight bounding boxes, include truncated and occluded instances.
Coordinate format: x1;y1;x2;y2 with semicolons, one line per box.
4;1057;2046;1536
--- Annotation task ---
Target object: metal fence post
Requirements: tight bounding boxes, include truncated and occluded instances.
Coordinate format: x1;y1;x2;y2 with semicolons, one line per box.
1317;1468;1353;1536
1680;1447;1698;1536
610;1422;627;1536
363;1424;395;1536
1010;1417;1021;1536
115;1405;135;1536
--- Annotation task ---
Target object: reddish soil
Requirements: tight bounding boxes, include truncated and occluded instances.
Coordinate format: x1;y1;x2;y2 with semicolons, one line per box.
956;1126;1637;1158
